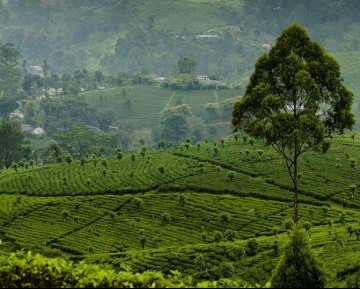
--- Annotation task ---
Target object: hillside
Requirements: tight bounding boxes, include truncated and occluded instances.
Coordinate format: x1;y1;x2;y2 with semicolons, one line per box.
0;133;360;286
1;0;359;78
333;51;360;129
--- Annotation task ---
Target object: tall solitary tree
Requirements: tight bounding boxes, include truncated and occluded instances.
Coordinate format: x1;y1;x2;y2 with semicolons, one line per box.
232;23;354;223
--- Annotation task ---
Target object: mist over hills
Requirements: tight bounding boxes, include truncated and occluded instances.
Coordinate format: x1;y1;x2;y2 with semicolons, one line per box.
1;0;359;79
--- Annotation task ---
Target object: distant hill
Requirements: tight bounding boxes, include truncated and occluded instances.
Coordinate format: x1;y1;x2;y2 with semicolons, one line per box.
333;51;360;129
1;0;359;79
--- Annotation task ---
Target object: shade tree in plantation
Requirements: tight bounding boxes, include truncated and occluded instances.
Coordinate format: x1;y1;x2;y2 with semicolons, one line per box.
178;193;186;206
270;225;325;288
245;238;259;256
227;171;236;181
232;23;354;223
161;212;171;225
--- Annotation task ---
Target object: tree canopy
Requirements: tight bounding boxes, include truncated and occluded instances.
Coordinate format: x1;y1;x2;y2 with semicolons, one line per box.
0;120;25;168
0;43;21;119
232;23;354;222
270;225;326;288
177;58;197;75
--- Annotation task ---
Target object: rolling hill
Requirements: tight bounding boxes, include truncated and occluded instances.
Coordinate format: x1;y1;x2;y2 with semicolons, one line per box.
0;132;360;286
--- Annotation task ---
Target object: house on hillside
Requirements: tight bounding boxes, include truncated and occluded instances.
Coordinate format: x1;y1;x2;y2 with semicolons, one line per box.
10;110;24;119
195;34;218;39
262;43;272;49
228;26;241;32
33;127;45;135
285;104;323;116
48;88;57;96
197;75;210;81
31;65;43;75
21;124;34;133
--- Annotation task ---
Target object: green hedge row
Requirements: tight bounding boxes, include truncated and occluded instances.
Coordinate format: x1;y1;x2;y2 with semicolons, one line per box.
0;250;253;288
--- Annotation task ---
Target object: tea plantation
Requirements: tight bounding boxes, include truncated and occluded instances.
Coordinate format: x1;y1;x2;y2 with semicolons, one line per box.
0;133;360;287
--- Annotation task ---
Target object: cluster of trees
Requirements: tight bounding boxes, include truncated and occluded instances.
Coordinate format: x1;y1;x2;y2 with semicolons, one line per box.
0;43;22;119
20;96;114;132
0;120;24;168
0;43;27;168
21;67;138;98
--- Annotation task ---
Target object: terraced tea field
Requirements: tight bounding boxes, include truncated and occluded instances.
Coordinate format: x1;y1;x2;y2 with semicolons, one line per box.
0;132;359;286
80;85;240;129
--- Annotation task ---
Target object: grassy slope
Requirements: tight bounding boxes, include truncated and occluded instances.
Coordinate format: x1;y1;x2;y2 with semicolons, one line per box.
80;85;240;128
0;133;360;286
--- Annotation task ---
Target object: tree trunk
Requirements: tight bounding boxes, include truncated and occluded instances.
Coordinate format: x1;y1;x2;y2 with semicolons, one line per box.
293;149;299;224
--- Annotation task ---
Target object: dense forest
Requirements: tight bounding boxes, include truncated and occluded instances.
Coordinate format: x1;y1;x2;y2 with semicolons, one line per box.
0;1;360;288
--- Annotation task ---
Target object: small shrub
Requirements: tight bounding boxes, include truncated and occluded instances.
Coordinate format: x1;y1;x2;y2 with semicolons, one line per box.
246;238;259;256
219;262;235;278
224;229;236;241
132;197;143;209
161;212;171;225
220;212;231;223
213;231;223;243
178;193;186;206
227;171;236;181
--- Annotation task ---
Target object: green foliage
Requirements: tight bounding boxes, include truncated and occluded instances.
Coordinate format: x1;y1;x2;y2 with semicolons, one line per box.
246;238;259;257
162;74;201;90
139;234;147;250
194;254;205;271
178;193;186;206
219;262;235;278
220;211;231;223
0;251;231;288
227;171;236;181
303;221;312;232
213;231;223;243
232;23;355;223
110;212;116;220
270;226;326;288
61;209;70;221
158;166;165;176
284;218;294;231
101;159;108;168
224;229;236;242
347;272;360;288
201;232;208;243
161;212;171;225
0;133;360;286
177;57;197;74
338;211;347;225
0;120;25;168
132;197;143;209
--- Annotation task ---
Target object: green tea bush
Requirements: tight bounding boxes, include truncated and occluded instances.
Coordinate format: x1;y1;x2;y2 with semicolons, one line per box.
0;251;250;288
